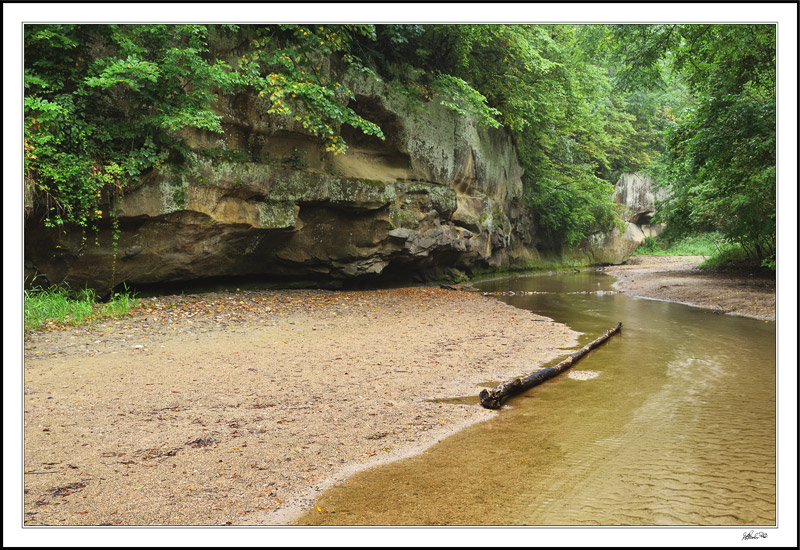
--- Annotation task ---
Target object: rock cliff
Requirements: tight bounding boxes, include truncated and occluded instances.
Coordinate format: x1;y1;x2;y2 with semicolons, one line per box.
614;172;667;238
25;74;539;291
560;172;667;266
25;51;664;292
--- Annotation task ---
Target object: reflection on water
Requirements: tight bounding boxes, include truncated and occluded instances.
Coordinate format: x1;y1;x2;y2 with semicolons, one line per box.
296;272;776;525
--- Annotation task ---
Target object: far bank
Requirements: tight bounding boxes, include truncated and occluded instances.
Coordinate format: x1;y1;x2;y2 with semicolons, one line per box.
602;255;775;321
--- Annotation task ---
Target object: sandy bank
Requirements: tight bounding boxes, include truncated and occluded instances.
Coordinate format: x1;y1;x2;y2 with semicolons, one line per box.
23;286;578;526
602;255;776;321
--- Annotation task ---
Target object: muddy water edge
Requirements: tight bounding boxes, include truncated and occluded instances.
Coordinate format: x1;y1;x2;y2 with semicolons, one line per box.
295;270;776;526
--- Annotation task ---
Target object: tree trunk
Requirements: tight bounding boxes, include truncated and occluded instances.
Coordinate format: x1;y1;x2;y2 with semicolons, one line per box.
479;322;622;410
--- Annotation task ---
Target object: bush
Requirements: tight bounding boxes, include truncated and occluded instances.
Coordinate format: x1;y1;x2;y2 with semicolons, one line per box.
698;244;772;273
633;232;722;257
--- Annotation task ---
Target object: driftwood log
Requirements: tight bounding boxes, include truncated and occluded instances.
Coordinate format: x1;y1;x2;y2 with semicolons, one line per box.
479;322;622;409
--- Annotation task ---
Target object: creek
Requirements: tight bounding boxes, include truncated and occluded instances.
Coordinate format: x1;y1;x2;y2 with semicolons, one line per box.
295;270;776;526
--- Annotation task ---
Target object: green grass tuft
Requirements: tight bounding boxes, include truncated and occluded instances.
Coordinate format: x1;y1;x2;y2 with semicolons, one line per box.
632;232;724;257
697;243;768;272
24;284;141;332
634;232;774;273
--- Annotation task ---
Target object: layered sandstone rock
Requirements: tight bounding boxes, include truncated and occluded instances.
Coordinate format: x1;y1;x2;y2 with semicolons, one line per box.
25;40;653;292
614;172;667;237
25;74;537;291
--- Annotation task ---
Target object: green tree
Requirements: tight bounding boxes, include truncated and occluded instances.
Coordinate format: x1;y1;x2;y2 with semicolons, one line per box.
24;23;385;236
231;24;385;154
610;24;776;268
354;24;632;248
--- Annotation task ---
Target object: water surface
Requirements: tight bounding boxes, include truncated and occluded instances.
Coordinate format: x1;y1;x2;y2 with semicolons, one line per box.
296;271;776;525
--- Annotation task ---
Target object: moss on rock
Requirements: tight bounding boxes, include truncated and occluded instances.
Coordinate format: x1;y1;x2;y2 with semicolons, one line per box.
257;202;298;230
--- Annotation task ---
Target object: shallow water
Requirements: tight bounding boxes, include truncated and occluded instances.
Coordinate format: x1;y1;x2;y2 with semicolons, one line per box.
296;271;776;525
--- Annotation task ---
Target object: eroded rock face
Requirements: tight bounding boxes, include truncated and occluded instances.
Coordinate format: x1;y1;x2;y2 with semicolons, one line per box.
573;222;646;265
608;172;667;247
614;172;667;231
25;75;535;291
25;44;659;291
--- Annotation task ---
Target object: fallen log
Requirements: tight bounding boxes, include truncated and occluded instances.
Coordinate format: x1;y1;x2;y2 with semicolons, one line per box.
479;322;622;409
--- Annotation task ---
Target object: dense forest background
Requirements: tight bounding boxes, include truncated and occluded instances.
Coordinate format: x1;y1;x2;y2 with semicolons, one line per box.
23;23;776;267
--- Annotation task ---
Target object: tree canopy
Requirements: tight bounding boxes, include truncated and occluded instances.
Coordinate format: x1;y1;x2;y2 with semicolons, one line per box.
23;24;384;236
24;23;776;266
608;24;776;267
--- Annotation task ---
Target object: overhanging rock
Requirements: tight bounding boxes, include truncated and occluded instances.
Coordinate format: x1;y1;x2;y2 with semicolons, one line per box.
25;74;533;291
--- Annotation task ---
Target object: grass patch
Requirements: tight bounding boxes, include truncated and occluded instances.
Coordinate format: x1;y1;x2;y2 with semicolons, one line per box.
697;245;750;270
632;232;724;257
634;232;774;274
24;284;141;332
698;243;773;274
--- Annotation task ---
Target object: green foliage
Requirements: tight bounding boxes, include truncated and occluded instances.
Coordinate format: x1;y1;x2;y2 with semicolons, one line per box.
26;23;774;268
352;24;631;248
171;186;188;209
606;87;690;175
605;25;683;92
697;242;774;273
632;231;725;257
24;23;385;242
351;25;503;128
281;146;310;168
575;25;692;177
429;73;501;128
24;283;140;331
233;24;384;155
451;25;633;247
525;175;622;249
611;24;776;268
651;91;776;265
25;23;635;256
24;24;235;234
487;25;629;247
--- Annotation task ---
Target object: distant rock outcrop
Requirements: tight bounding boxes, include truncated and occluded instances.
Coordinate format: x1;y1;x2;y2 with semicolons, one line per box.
569;222;648;266
614;172;667;238
563;172;668;265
